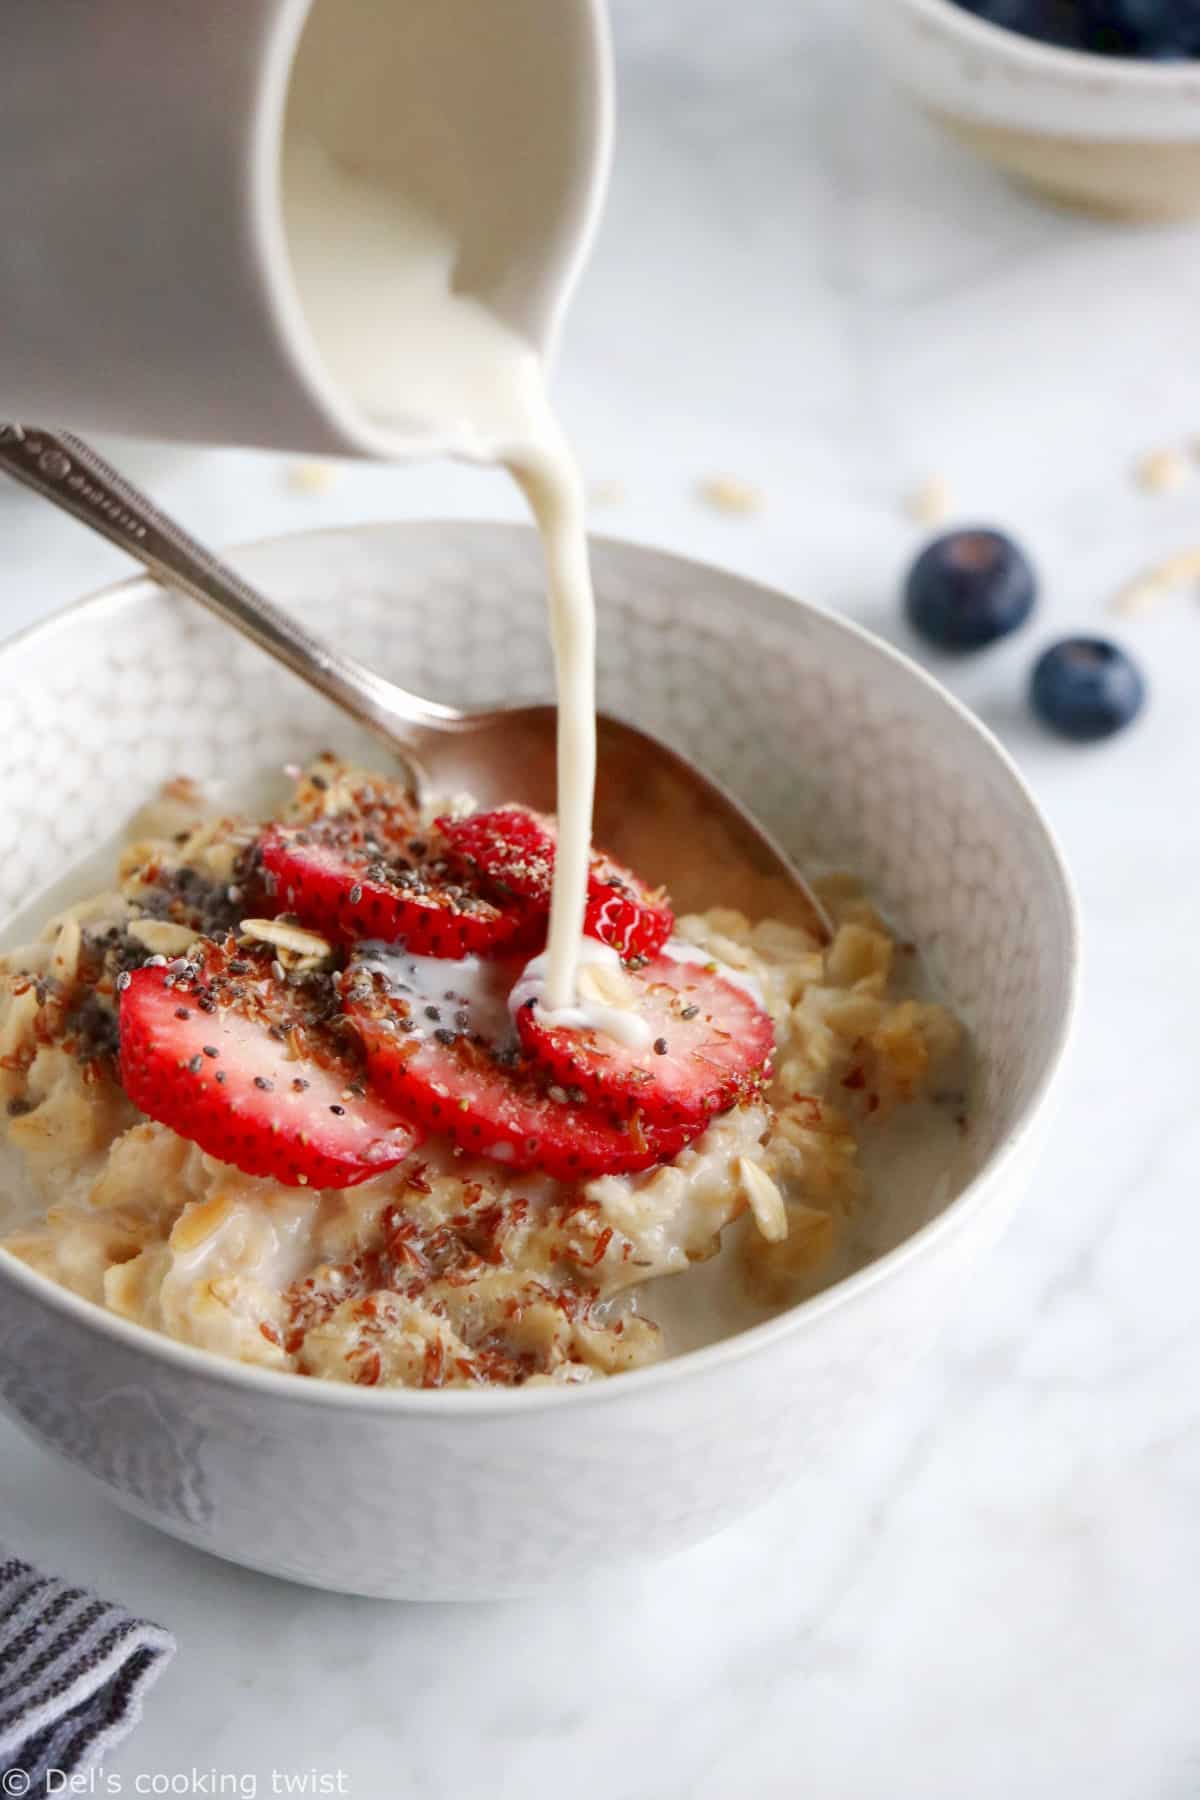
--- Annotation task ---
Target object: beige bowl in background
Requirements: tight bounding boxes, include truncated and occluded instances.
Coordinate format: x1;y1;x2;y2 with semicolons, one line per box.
867;0;1200;218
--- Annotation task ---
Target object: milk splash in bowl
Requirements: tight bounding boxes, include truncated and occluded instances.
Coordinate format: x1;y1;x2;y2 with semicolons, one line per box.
281;139;597;1015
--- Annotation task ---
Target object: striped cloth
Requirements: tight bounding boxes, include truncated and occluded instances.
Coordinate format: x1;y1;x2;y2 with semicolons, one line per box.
0;1552;174;1797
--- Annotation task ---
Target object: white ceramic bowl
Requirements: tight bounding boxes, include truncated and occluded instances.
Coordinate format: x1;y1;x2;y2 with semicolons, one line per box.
0;523;1078;1600
868;0;1200;217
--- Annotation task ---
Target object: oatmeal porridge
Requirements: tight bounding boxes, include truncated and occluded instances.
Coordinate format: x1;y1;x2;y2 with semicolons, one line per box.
0;758;967;1389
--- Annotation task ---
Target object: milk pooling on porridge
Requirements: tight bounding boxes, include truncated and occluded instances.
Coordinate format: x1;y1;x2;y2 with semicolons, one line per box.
281;142;596;1017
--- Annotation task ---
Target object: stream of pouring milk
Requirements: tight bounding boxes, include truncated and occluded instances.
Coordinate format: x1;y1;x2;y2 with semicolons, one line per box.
283;143;595;1013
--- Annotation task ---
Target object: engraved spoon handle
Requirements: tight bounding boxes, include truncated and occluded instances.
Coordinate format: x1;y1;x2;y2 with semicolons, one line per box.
0;425;469;751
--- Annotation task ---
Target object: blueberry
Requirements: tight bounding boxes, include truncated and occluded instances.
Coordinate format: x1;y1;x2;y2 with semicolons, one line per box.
1080;0;1200;55
951;0;1200;53
904;528;1037;652
1030;637;1146;740
952;1;1088;46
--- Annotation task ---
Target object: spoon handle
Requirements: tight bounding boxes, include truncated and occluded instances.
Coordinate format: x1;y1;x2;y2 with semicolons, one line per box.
0;424;468;756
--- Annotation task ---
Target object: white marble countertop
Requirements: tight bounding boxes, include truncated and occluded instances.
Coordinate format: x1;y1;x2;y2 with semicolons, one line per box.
4;2;1199;1794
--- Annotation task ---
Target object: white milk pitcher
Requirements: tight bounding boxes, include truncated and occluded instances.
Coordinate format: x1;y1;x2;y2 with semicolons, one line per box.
0;0;612;458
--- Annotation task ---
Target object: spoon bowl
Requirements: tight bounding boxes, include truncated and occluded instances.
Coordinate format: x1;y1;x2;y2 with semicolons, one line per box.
400;704;829;933
0;425;831;942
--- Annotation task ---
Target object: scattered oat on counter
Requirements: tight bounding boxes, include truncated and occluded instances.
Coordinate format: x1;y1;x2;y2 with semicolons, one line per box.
1113;545;1200;616
285;459;339;495
588;479;626;508
696;473;764;517
904;475;953;527
1134;447;1189;495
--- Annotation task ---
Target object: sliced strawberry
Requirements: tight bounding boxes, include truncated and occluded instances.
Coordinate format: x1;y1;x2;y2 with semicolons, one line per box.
342;961;699;1178
437;807;554;904
439;806;674;962
256;824;523;958
584;869;673;963
118;942;420;1189
516;951;775;1128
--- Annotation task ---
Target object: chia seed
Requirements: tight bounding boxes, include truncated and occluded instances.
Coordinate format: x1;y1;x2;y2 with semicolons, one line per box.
254;1076;273;1091
653;1037;669;1056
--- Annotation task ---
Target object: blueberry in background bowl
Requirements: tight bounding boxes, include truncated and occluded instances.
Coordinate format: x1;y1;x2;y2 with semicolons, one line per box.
952;1;1090;48
905;528;1037;652
953;0;1200;54
1081;0;1200;57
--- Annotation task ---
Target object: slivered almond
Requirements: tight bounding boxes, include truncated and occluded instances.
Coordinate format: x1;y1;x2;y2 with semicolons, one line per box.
50;915;82;986
738;1156;788;1243
696;473;763;516
1135;447;1188;494
905;474;952;525
239;917;332;960
127;919;201;957
1113;546;1200;616
287;459;338;494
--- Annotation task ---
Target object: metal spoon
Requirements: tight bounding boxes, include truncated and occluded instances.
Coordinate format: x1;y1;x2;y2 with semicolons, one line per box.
0;424;830;941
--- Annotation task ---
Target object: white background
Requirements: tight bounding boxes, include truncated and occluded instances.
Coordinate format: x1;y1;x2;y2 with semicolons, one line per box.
4;2;1200;1795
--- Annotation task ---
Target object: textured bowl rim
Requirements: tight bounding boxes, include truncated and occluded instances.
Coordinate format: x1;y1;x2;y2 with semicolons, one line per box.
0;520;1081;1417
897;0;1200;87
